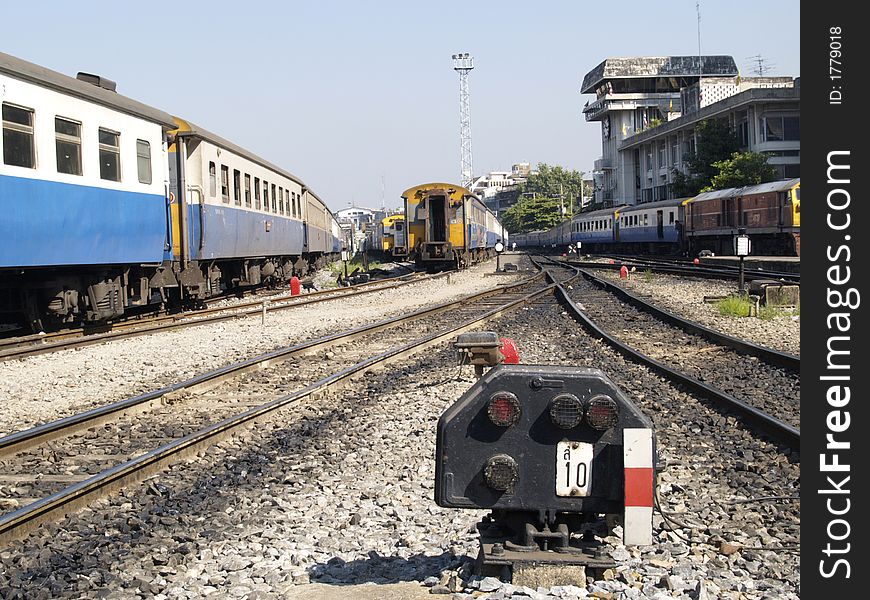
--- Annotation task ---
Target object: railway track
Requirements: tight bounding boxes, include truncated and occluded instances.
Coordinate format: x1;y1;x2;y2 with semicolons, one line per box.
537;257;799;449
0;261;571;544
0;267;434;363
564;255;800;284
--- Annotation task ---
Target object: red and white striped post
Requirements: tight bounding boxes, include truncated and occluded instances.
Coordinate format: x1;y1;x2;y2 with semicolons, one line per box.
622;428;654;546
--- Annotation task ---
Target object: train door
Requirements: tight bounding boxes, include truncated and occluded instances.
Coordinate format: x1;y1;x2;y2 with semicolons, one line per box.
656;210;664;239
429;194;448;241
725;198;736;227
394;220;406;255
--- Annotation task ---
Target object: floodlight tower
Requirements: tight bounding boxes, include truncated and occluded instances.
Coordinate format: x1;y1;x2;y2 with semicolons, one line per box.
452;52;474;189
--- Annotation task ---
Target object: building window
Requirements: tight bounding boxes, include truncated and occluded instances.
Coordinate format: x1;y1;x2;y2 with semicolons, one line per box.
55;117;82;175
658;143;666;168
98;128;121;181
763;116;800;142
244;174;252;207
136;140;152;184
671;138;679;165
645;146;653;171
254;177;261;210
233;169;241;205
221;165;229;202
209;162;217;197
2;103;35;168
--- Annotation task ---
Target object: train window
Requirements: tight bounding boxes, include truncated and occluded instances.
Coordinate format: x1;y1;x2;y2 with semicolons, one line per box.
209;162;217;197
279;187;285;214
98;128;121;181
669;211;675;224
2;103;35;168
136;140;152;184
271;184;277;212
254;177;261;210
244;174;252;207
55;117;82;176
263;180;269;211
220;165;229;202
291;192;297;218
233;169;241;206
644;214;648;226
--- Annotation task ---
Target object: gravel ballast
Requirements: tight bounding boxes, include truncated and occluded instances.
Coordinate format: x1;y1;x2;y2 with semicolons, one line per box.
593;270;800;356
0;278;799;599
0;260;521;437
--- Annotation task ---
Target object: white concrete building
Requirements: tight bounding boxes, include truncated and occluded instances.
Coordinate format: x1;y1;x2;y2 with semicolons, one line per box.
581;56;799;206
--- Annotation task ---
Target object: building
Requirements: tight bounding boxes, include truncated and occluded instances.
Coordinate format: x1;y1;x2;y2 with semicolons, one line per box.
620;78;799;204
472;163;538;218
581;56;800;206
335;205;386;252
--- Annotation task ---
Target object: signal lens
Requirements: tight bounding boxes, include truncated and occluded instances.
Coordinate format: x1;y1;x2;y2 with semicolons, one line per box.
549;394;584;429
483;454;519;492
586;395;619;430
487;392;521;427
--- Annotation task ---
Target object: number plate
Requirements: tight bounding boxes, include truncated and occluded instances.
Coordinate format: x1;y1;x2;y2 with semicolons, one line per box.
556;441;593;497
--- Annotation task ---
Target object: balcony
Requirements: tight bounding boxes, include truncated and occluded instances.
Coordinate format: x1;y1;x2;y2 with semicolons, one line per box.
594;157;613;171
583;93;681;122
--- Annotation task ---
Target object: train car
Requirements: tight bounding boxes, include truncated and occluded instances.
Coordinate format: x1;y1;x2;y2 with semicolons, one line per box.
569;206;619;251
402;182;505;269
168;119;341;297
0;51;339;330
614;198;687;254
685;178;800;256
374;214;406;256
1;51;177;329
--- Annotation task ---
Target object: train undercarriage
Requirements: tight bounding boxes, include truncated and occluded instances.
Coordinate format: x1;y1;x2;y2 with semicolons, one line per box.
0;252;336;332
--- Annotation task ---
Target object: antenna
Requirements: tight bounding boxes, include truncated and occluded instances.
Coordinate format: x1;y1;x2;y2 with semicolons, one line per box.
696;1;702;76
746;54;775;77
452;52;474;189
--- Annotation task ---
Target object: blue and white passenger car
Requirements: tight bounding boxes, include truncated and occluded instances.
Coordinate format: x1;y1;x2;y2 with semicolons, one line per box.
1;51;341;330
1;51;177;327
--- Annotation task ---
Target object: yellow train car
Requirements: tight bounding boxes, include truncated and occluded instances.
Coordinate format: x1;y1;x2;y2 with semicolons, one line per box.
401;182;506;269
382;214;407;255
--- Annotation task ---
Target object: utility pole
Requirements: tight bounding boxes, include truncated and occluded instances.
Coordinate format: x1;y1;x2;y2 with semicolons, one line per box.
452;52;475;189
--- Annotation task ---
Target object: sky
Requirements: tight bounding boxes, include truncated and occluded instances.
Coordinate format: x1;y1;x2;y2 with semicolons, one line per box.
3;1;800;211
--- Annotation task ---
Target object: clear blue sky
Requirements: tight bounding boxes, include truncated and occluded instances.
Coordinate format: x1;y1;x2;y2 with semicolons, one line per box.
3;1;799;211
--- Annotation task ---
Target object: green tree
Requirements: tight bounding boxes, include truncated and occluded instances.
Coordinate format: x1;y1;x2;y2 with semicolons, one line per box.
501;195;564;234
672;119;742;197
704;151;779;191
518;164;586;213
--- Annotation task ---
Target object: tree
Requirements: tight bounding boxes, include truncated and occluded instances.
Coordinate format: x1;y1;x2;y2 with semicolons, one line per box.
704;151;779;191
518;163;586;213
672;119;742;197
501;195;564;234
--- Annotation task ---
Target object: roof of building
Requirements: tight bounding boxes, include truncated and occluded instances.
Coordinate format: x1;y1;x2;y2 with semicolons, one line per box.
0;51;177;128
618;85;799;150
581;56;739;94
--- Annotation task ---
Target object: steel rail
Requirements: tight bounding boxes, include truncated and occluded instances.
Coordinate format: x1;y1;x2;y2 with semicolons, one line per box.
0;272;559;545
563;258;800;284
544;259;800;372
551;282;800;451
597;254;801;280
0;271;445;362
0;271;544;457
